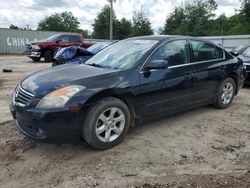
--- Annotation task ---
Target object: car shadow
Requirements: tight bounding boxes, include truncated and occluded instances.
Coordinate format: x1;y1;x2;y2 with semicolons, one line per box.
19;105;215;153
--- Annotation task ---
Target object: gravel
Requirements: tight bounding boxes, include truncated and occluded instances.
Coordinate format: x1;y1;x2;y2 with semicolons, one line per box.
0;56;249;188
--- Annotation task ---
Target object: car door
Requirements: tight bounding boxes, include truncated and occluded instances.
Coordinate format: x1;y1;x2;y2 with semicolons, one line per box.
69;35;83;46
190;40;225;104
137;39;196;117
57;35;71;48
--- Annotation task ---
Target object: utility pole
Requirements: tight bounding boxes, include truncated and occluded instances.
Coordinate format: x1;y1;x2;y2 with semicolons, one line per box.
108;0;116;41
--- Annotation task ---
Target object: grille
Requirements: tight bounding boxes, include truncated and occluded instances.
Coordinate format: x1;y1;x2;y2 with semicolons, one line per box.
25;44;32;51
14;85;34;107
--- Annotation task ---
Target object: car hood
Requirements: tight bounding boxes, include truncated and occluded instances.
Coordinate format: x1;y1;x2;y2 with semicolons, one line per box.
29;41;52;46
21;64;120;96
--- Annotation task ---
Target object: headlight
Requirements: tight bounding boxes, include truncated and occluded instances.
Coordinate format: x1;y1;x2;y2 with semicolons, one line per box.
32;45;40;50
36;85;86;109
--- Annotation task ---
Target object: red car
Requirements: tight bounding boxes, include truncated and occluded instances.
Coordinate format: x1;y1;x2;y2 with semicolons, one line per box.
25;34;93;62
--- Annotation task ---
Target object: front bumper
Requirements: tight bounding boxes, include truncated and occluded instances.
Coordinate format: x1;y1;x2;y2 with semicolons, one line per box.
9;103;85;143
245;72;250;84
25;50;41;58
244;64;250;84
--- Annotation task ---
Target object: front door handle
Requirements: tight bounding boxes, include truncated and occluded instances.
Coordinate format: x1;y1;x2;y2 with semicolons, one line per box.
220;65;225;70
184;72;193;79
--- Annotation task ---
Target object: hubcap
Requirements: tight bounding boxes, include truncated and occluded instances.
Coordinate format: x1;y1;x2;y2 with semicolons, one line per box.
221;82;233;105
95;107;125;142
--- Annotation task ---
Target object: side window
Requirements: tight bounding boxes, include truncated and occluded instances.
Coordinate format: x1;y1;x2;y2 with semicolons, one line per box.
70;35;80;42
58;35;70;42
150;40;189;66
191;40;223;62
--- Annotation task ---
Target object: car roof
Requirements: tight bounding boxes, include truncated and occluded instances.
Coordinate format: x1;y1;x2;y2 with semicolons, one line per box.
129;35;212;42
130;35;178;41
60;33;81;36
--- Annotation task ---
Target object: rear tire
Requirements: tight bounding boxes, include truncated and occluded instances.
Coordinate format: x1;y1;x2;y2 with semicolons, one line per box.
215;78;235;109
82;97;130;149
31;57;41;62
44;50;53;62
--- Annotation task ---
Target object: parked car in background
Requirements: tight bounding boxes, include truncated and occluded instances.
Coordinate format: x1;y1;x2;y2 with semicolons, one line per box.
52;42;113;66
25;34;94;62
11;36;245;149
238;46;250;84
230;45;250;56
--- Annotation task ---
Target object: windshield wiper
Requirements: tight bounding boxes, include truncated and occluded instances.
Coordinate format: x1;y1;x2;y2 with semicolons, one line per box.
86;63;104;68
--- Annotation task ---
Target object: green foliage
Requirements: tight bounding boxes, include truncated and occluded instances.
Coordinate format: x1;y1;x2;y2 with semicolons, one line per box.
92;5;133;40
37;12;80;33
9;24;29;30
163;0;250;36
92;5;153;39
92;5;112;39
132;9;153;36
78;29;90;38
241;0;250;20
9;24;19;30
116;18;133;39
163;0;217;36
164;7;186;35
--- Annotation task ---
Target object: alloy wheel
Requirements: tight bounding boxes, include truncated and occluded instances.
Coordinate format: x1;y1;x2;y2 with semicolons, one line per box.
221;82;234;105
95;107;125;142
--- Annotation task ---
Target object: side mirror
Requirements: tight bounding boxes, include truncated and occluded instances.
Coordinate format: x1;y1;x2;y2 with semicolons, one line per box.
144;60;168;71
56;40;62;44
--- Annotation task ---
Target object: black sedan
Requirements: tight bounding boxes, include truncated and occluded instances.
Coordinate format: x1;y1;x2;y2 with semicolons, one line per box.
10;36;245;149
238;46;250;84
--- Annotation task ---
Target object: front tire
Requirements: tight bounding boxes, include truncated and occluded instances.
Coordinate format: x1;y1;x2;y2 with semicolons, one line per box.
44;50;53;62
31;57;41;62
215;78;235;109
82;97;130;149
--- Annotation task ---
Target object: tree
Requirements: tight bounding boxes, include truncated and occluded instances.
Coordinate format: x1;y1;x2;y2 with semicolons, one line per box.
92;5;132;40
9;24;19;30
116;18;132;39
209;14;230;35
241;0;250;20
78;29;91;38
164;7;187;35
92;5;114;39
163;0;217;36
132;8;153;36
37;12;80;32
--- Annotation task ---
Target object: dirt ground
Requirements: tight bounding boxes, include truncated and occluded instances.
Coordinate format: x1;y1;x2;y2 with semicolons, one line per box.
0;56;249;188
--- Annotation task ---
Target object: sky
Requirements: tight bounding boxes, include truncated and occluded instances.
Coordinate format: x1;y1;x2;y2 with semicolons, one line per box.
0;0;241;33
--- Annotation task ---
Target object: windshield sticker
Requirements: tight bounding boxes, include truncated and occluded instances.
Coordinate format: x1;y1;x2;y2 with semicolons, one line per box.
133;40;152;44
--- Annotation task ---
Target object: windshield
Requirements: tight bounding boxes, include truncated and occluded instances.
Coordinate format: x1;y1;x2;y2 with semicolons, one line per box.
46;35;59;42
87;42;112;54
242;47;250;56
85;39;158;69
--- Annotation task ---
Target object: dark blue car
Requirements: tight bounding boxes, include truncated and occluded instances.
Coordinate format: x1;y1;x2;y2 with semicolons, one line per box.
10;36;245;149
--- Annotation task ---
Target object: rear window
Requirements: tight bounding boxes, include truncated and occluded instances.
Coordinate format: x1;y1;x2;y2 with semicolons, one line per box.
191;40;224;62
70;35;81;42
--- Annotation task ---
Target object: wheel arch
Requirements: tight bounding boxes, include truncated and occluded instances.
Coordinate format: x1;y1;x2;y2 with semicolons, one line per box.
227;72;239;95
41;48;54;57
84;89;137;128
